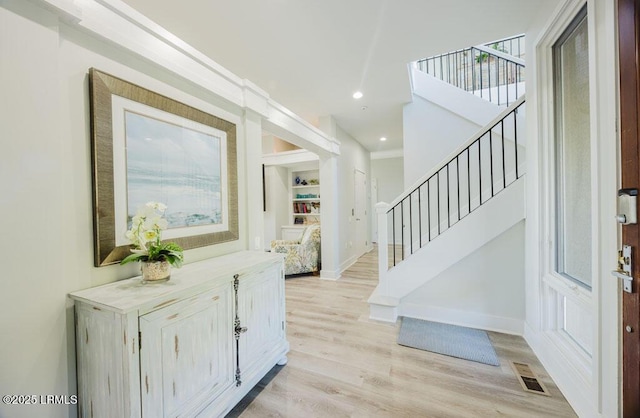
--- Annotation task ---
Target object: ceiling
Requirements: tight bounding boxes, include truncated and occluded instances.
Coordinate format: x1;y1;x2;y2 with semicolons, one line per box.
121;0;555;152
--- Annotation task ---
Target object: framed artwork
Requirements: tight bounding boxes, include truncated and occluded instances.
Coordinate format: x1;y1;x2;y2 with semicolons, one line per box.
89;68;239;266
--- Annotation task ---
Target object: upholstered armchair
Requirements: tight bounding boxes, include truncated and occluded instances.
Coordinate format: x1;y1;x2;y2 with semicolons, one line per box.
271;224;321;275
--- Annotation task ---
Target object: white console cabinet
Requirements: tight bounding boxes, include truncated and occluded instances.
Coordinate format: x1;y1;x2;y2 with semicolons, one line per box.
69;251;288;418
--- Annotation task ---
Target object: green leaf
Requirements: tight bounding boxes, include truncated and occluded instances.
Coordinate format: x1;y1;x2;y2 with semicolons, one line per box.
120;252;147;265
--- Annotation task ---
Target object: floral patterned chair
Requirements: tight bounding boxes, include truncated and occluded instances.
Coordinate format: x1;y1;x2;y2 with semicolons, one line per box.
271;224;321;276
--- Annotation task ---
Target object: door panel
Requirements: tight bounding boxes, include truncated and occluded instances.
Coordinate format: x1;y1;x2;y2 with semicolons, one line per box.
237;264;285;376
354;169;367;255
139;284;234;417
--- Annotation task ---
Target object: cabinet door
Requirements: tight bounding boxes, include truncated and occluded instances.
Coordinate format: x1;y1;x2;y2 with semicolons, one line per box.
139;284;234;417
75;306;132;418
237;263;285;378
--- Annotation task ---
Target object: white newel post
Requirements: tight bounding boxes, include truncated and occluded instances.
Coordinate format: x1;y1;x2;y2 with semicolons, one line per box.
375;202;390;295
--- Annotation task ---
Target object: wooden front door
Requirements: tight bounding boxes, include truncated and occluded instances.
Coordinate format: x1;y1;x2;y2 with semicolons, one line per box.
618;0;640;415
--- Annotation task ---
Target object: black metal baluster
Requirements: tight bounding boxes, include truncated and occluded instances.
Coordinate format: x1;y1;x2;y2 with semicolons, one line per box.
457;51;461;88
478;137;482;205
458;51;464;89
456;155;461;221
452;52;456;85
392;207;396;267
514;108;519;179
418;186;422;249
454;52;458;86
506;63;510;105
501;120;506;189
409;195;413;255
515;63;519;98
427;179;431;242
467;148;471;216
497;55;501;105
459;50;463;90
488;54;492;103
504;60;508;104
400;200;404;261
464;49;468;90
472;49;476;94
479;52;484;99
453;52;457;87
446;164;451;228
437;171;441;235
489;129;494;197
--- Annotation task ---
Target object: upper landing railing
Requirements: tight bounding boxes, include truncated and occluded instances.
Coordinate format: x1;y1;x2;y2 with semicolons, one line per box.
415;35;525;106
376;95;526;272
485;34;526;60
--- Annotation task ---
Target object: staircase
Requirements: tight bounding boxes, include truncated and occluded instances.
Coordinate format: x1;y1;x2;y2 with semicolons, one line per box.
369;36;526;331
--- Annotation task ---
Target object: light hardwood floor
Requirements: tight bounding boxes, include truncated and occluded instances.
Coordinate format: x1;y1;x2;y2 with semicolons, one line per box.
227;249;576;417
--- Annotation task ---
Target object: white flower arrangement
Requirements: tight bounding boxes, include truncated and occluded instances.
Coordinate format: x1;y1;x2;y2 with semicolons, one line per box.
120;201;184;267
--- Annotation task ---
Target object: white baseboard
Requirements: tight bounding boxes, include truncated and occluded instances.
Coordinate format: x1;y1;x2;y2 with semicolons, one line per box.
369;304;398;323
339;254;359;274
322;248;374;281
400;302;524;335
523;323;597;418
320;269;340;280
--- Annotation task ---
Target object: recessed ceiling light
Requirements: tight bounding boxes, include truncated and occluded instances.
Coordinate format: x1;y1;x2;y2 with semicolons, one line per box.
380;137;387;141
353;91;363;99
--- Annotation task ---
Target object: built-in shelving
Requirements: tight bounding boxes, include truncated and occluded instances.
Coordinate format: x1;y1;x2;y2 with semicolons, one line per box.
290;169;320;225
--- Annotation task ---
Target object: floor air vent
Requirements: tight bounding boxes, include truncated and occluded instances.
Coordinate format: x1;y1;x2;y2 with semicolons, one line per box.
510;361;550;396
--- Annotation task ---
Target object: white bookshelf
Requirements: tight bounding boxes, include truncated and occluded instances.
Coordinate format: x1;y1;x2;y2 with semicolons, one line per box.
290;169;320;226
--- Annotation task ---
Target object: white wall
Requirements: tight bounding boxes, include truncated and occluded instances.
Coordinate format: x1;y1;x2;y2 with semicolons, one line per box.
0;2;255;417
334;124;372;272
403;70;504;187
372;157;404;205
402;221;525;334
371;157;404;242
403;96;479;187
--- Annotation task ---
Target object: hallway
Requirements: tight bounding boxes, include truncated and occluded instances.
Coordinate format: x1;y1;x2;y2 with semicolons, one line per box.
228;248;576;417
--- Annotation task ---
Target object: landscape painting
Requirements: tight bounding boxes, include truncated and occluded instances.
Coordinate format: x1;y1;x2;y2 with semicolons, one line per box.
125;111;223;229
